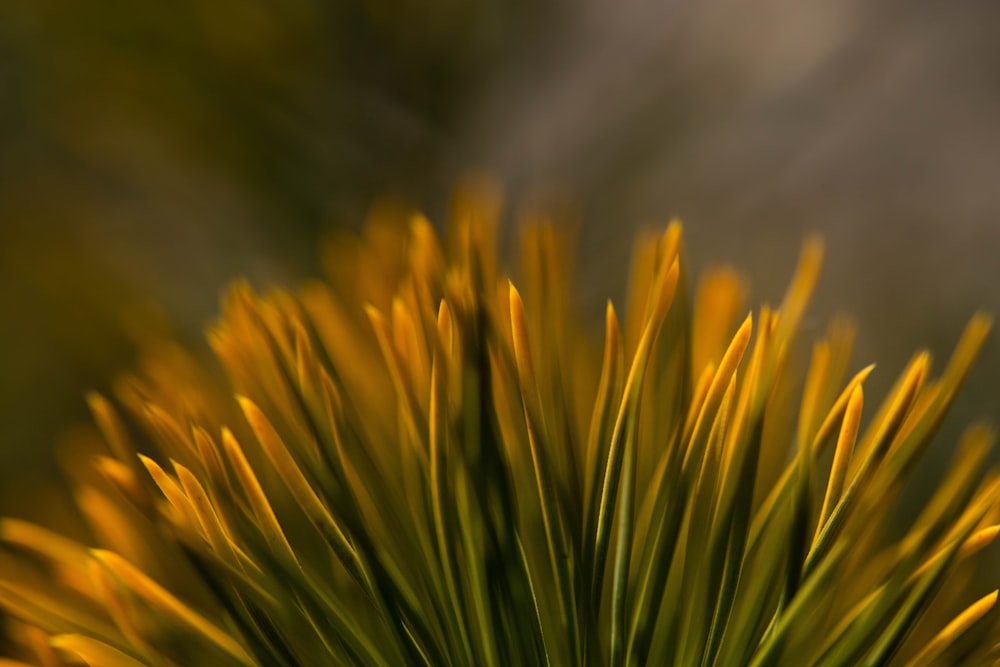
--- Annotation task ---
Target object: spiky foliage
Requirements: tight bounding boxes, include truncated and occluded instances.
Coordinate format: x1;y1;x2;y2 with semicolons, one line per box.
1;192;998;666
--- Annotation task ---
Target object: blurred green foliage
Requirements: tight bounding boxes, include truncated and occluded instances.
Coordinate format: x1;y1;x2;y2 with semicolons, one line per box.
0;0;544;515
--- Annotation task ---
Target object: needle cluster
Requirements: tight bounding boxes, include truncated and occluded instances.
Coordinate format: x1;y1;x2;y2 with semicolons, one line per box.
1;193;997;666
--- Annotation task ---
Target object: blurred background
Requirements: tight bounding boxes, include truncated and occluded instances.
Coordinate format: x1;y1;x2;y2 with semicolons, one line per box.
1;0;998;527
